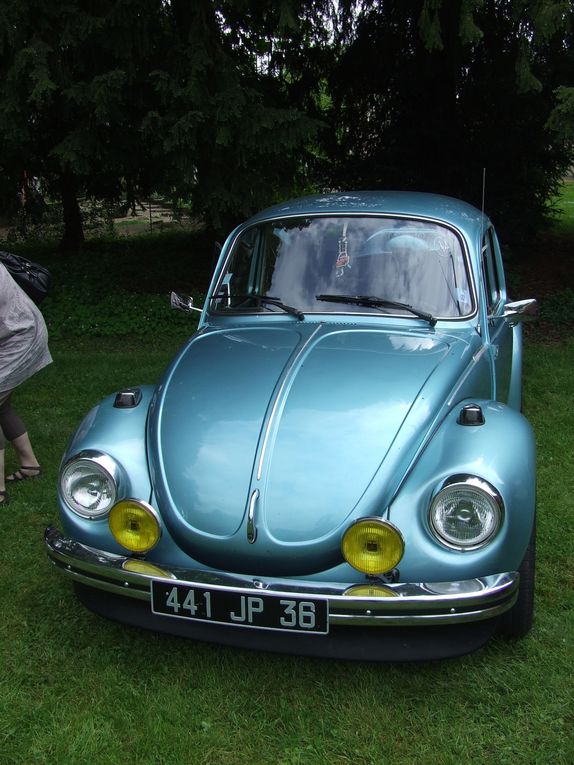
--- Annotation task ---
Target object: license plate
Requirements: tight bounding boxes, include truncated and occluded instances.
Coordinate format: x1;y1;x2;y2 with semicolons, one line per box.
151;581;329;634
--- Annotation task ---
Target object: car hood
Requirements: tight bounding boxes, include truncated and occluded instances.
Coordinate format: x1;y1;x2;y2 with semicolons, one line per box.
149;323;473;574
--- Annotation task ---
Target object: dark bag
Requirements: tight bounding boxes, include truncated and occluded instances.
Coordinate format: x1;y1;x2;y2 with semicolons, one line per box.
0;250;52;305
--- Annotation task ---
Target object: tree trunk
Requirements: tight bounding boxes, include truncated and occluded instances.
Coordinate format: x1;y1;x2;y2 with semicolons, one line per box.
59;172;84;253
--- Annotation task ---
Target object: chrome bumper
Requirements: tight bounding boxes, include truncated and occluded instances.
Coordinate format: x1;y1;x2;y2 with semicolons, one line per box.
45;526;518;627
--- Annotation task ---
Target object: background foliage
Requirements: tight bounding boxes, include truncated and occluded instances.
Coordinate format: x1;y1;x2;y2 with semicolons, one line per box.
1;0;573;250
324;0;574;241
35;230;211;338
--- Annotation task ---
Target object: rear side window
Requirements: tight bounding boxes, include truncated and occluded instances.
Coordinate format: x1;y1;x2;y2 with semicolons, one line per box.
481;228;502;312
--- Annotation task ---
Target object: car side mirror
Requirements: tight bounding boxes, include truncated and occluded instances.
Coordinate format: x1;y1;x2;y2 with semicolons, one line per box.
170;291;203;314
502;298;538;325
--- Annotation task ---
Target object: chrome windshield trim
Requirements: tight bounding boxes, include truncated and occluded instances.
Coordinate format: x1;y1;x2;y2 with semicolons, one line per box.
211;212;478;323
45;526;518;626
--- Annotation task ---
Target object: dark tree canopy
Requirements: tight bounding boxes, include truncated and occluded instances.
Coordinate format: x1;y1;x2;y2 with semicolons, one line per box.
0;0;321;249
0;0;572;250
323;0;574;241
0;0;165;249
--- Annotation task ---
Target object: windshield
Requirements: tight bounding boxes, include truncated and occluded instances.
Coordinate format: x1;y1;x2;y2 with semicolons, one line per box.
212;216;474;319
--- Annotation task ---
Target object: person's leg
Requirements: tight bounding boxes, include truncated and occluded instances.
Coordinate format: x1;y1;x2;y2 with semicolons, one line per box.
0;392;41;482
0;447;6;498
7;432;41;479
0;425;8;503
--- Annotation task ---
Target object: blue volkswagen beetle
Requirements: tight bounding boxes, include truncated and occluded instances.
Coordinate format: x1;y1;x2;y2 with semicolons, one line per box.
45;191;538;660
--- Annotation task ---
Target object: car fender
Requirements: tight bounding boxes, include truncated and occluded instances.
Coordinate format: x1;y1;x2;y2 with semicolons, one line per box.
59;385;155;547
388;398;536;581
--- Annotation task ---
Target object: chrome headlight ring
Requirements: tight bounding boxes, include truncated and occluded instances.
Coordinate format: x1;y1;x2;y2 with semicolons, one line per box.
59;450;121;519
429;474;504;551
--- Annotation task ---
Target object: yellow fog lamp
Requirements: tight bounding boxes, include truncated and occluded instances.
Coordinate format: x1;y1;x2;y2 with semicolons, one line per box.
344;584;397;598
109;499;161;553
122;559;170;578
342;518;404;575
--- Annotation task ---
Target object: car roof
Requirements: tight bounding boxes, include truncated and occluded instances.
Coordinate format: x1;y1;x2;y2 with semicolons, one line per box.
245;191;488;244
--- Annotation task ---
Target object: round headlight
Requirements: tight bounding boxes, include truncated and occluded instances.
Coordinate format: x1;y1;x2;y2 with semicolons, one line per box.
342;518;404;575
109;499;161;553
429;475;503;550
60;452;118;519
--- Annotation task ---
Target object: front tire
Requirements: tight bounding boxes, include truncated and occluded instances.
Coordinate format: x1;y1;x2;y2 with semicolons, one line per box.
498;521;536;638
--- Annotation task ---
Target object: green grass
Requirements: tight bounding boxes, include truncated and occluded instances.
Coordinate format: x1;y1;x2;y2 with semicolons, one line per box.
550;179;574;236
0;336;572;765
1;186;573;764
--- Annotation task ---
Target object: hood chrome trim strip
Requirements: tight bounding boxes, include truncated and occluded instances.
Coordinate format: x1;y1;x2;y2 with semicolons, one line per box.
247;489;259;544
256;323;324;481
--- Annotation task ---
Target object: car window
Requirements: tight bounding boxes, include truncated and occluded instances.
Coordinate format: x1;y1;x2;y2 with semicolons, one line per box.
481;228;502;312
212;216;474;319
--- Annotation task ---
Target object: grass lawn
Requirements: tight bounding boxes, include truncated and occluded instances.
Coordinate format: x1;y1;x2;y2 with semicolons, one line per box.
550;179;574;236
0;334;572;765
1;183;573;764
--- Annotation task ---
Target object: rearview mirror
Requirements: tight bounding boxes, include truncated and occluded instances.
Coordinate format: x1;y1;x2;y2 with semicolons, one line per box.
170;291;203;314
502;298;538;325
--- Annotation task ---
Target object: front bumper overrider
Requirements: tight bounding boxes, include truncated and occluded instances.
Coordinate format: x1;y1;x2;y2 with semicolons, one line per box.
45;525;518;628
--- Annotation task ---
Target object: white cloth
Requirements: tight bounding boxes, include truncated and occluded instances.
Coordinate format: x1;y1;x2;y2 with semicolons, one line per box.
0;262;52;394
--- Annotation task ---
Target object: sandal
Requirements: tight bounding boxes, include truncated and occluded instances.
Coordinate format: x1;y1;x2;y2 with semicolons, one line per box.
6;466;42;482
0;491;9;506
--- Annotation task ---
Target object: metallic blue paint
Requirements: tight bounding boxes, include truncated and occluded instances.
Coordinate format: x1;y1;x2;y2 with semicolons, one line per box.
149;324;486;575
47;191;537;658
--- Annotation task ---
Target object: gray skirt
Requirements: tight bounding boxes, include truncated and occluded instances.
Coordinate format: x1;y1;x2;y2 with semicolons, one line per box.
0;318;52;394
0;263;53;394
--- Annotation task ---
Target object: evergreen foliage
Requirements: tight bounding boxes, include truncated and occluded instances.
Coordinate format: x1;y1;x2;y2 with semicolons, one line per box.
0;0;572;249
0;0;320;249
324;0;574;241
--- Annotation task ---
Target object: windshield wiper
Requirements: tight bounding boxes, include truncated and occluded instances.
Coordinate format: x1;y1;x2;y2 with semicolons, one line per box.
316;294;436;326
211;292;305;321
